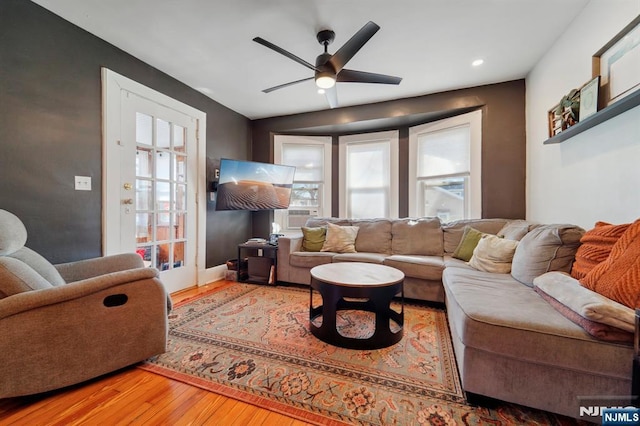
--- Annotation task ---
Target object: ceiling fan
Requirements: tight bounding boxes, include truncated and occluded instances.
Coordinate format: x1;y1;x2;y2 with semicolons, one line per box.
253;21;402;108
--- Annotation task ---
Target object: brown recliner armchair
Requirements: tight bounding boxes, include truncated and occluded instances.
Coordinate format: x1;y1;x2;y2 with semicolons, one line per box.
0;209;169;398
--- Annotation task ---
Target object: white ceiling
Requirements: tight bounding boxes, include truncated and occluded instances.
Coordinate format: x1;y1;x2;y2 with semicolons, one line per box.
32;0;590;120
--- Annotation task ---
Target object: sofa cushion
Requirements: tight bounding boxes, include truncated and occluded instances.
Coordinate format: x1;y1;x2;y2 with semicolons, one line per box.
332;252;387;264
580;219;640;309
321;223;359;253
0;210;28;256
468;235;519;274
383;255;444;280
351;219;392;254
442;219;510;254
497;220;537;241
0;256;54;299
391;218;443;256
305;217;351;228
571;221;630;280
452;226;485;261
511;224;584;287
533;271;635;333
301;227;326;252
289;252;335;269
443;267;632;378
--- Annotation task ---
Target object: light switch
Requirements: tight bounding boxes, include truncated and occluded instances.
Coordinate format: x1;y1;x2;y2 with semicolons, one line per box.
75;176;92;191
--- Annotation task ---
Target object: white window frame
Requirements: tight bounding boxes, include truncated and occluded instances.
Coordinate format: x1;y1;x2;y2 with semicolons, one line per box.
338;130;399;219
408;110;482;219
274;135;332;232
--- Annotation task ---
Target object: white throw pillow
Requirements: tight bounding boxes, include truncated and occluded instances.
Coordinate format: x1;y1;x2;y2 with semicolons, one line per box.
321;222;359;253
468;234;519;274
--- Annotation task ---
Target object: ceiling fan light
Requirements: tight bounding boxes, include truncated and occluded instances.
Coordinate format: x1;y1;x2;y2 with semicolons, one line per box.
315;73;336;89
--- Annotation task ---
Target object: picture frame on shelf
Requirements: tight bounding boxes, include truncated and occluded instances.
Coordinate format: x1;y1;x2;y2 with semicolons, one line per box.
579;76;600;121
547;102;564;138
593;14;640;107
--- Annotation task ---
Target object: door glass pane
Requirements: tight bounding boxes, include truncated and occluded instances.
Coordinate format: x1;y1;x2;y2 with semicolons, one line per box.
174;241;185;267
420;176;468;222
174;125;185;153
418;126;470;177
136;179;152;211
157;243;170;270
136;213;153;243
136;113;153;146
155;151;171;180
136;147;153;178
174;154;186;182
156;182;171;210
175;184;186;211
156;213;171;240
174;212;186;239
156;118;171;148
136;245;153;266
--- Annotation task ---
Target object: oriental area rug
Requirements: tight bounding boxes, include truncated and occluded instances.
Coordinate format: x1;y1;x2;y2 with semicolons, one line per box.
140;282;569;425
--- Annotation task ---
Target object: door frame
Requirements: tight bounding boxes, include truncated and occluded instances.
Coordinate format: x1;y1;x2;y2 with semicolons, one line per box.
101;68;207;285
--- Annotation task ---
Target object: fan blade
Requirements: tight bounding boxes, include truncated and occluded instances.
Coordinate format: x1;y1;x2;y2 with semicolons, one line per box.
262;77;314;93
328;21;380;72
253;37;319;72
324;86;338;108
337;69;402;85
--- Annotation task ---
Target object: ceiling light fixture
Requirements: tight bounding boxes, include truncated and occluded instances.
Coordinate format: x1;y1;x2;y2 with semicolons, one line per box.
472;59;484;67
315;71;336;89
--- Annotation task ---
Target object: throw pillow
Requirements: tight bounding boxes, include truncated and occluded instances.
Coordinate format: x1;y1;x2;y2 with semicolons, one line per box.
580;219;640;309
497;220;535;241
301;227;327;252
321;223;359;253
510;224;584;287
570;221;631;280
468;234;519;274
452;226;485;261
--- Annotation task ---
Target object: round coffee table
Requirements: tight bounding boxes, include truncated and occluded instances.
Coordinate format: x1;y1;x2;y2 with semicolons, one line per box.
309;262;404;349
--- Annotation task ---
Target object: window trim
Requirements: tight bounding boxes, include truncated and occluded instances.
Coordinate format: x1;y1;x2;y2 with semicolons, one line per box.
339;130;399;218
273;135;332;230
408;110;482;219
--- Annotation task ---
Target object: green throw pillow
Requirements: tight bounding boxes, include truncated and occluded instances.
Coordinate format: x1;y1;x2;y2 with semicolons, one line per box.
452;226;485;261
301;227;326;252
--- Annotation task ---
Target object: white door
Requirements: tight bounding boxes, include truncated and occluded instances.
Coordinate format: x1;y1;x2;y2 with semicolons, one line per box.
102;69;206;294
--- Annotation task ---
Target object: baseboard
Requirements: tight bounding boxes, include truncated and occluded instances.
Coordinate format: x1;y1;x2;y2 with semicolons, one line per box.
201;264;227;285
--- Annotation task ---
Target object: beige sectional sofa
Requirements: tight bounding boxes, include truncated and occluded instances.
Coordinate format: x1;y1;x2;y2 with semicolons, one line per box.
276;217;635;419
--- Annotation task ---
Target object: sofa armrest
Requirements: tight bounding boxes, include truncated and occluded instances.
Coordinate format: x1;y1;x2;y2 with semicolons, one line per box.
55;253;145;282
0;267;160;320
276;234;303;283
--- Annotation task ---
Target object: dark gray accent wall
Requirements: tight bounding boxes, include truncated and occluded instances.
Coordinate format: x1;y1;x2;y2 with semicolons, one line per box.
251;81;526;235
0;0;252;266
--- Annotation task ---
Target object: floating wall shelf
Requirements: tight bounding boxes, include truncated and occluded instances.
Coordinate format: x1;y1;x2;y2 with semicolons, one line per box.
544;88;640;145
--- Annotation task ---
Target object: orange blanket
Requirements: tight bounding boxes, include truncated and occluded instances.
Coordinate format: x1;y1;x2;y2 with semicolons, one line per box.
580;219;640;309
571;221;630;280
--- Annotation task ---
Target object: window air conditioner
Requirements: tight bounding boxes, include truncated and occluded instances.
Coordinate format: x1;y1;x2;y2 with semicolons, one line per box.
287;208;319;229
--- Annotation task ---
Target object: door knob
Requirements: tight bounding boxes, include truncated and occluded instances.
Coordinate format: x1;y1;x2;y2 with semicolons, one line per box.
123;183;133;190
122;198;133;205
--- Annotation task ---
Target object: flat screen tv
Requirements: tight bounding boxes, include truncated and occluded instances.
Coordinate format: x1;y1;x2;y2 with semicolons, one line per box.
215;158;296;211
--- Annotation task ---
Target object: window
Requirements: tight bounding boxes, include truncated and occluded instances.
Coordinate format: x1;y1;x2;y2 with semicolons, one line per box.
274;135;332;231
339;131;399;219
409;110;481;222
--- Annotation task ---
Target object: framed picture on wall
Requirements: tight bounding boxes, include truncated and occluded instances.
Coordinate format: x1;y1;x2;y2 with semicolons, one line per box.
593;14;640;106
579;76;600;120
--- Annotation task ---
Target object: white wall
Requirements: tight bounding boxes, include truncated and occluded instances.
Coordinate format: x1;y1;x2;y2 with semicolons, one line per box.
526;0;640;229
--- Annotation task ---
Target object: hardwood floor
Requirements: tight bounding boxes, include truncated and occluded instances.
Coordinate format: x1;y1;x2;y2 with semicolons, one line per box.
0;281;313;426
